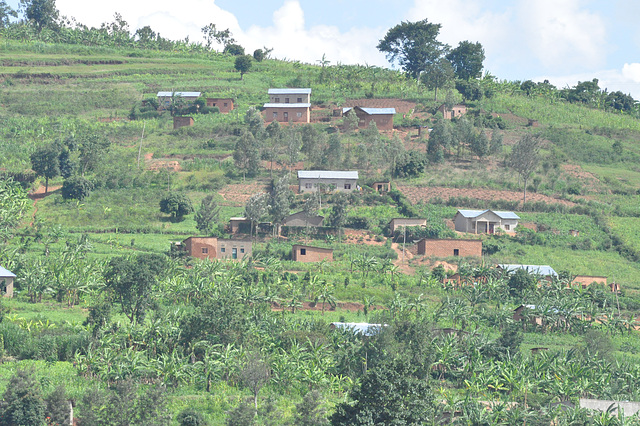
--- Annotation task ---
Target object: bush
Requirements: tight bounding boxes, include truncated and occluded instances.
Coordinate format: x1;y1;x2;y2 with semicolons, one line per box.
61;176;94;200
177;408;208;426
224;43;245;56
159;192;193;220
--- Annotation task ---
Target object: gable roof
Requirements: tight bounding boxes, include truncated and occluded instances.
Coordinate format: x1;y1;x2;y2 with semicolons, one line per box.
286;211;324;220
0;266;15;278
343;106;396;115
457;209;520;220
498;264;558;277
263;103;311;108
157;91;201;97
268;88;312;95
297;170;359;180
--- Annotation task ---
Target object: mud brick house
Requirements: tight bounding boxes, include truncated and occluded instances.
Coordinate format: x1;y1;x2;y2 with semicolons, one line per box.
454;209;520;234
389;218;427;234
283;211;324;227
572;275;607;288
173;116;194;129
157;91;201;108
229;217;252;234
206;98;234;113
342;106;396;131
292;245;333;262
437;103;467;119
371;181;391;193
263;88;311;123
417;238;482;257
0;266;15;298
497;264;558;279
181;237;252;260
297;170;358;193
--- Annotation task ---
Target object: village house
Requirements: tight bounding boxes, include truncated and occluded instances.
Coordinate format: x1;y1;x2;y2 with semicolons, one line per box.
297;170;358;193
389;218;427;234
342;106;396;131
263;88;311;123
228;217;252;234
0;266;15;298
181;236;252;261
206;98;234;113
437;103;467;120
157;91;201;108
572;275;607;288
513;304;544;326
330;323;384;336
292;245;333;262
173;116;194;129
454;209;520;234
497;264;558;279
283;211;324;227
417;238;482;258
371;181;391;193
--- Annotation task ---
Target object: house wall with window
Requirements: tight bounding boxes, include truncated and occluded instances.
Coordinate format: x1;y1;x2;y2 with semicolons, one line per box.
297;171;359;193
206;98;234;113
182;236;217;260
268;89;311;103
417;239;482;257
292;245;333;262
389;218;427;234
262;105;310;123
217;239;252;260
0;266;15;298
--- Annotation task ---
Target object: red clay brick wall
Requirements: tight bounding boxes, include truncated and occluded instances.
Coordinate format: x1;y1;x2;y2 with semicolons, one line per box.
263;107;310;123
417;239;482;257
206;98;234;113
292;245;333;262
185;237;217;260
173;116;194;129
572;276;607;287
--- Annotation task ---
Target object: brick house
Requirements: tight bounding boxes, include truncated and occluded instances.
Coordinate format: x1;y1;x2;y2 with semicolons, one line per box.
181;237;252;260
157;91;201;109
206;98;234;113
417;239;482;257
264;88;311;123
342;106;396;131
371;181;391;193
297;170;358;193
0;266;15;298
229;217;252;234
572;275;607;288
437;103;467;119
454;209;520;234
292;245;333;262
389;218;427;234
173;116;194;129
283;211;324;227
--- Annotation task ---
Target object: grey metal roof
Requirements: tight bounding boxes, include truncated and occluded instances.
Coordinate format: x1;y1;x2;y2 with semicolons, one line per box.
342;107;396;115
297;170;359;180
263;103;311;108
157;91;201;97
0;266;16;278
268;88;312;95
498;264;558;277
456;209;520;220
331;322;385;336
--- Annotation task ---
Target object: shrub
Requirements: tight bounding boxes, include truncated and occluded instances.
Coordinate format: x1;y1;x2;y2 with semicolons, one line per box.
177;408;208;426
159;192;193;220
61;176;94;200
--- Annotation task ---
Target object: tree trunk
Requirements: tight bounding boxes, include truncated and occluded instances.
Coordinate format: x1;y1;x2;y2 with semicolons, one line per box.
45;177;49;194
434;85;439;102
523;177;528;205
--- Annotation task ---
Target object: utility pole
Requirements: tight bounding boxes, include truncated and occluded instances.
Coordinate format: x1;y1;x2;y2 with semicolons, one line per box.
402;226;406;264
137;121;146;169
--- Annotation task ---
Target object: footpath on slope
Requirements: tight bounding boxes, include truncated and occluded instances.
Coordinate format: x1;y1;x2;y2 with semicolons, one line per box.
28;184;61;227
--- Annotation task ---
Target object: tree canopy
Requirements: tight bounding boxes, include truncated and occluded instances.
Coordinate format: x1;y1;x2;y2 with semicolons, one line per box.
446;40;485;80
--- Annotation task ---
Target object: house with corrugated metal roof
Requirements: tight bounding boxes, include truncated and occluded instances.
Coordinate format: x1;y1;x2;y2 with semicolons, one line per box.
330;322;385;336
497;264;558;278
263;88;311;123
297;170;358;193
157;91;202;108
0;266;15;298
454;209;520;234
342;106;396;130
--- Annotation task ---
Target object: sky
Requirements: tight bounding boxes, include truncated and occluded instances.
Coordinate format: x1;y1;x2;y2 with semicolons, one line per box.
7;0;640;98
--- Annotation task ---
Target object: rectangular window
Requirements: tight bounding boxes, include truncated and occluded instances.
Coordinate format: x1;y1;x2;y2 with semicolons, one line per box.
300;248;306;255
297;112;302;118
273;112;277;119
285;97;290;103
202;247;208;254
275;97;280;103
453;249;459;256
504;224;510;230
240;248;245;253
221;247;226;253
232;248;238;259
344;184;351;190
305;183;312;189
297;97;302;102
284;112;289;120
223;103;228;107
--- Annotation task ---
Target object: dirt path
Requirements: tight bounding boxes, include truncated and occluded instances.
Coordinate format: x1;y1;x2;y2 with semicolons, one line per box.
398;185;577;206
28;184;61;226
391;242;415;275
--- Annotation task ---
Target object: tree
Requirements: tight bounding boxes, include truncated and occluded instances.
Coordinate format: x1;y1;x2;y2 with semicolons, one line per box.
224;43;245;56
253;49;265;62
490;130;503;155
234;131;261;181
30;143;60;193
20;0;59;32
331;359;436;425
0;179;28;240
240;353;270;411
324;133;343;169
195;195;221;235
270;175;292;236
393;151;427;178
0;1;17;28
428;118;453;160
160;192;193;221
470;130;490;158
446;40;485;80
508;133;541;204
507;268;537;297
377;19;448;79
245;192;269;239
235;55;253;80
45;386;71;426
77;134;110;176
420;57;454;101
0;369;46;426
294;390;328;426
455;79;484;101
61;176;93;201
328;192;347;239
104;254;166;324
245;107;265;138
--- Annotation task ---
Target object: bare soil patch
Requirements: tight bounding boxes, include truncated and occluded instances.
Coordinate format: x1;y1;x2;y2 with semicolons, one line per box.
342;229;385;246
271;301;384;312
218;182;269;206
397;185;577;207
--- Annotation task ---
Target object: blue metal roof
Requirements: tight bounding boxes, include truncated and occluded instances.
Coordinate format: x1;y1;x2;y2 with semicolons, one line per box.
498;264;558;277
457;209;520;220
0;266;16;278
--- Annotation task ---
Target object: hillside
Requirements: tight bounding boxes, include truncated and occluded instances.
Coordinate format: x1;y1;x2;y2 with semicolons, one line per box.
2;38;640;424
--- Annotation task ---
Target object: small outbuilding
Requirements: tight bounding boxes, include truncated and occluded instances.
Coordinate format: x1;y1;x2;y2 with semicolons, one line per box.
157;91;201;108
371;181;391;193
417;238;482;258
206;98;234;113
437;103;467;120
229;217;252;234
0;266;15;298
173;116;194;129
292;245;333;262
343;106;396;131
283;211;324;227
389;218;427;234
